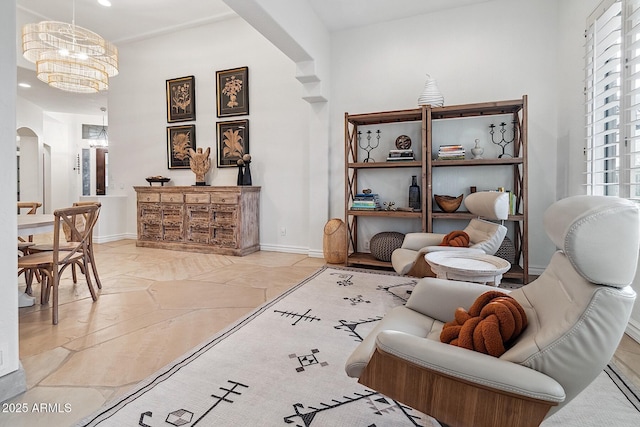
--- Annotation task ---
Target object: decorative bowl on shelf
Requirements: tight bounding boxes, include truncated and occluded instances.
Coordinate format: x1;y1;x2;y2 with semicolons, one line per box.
146;176;171;186
434;194;463;213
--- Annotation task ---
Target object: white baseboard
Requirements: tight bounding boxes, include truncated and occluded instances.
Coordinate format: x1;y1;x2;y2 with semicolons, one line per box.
94;233;133;244
259;243;309;255
626;318;640;343
528;265;545;277
260;244;324;259
307;249;324;258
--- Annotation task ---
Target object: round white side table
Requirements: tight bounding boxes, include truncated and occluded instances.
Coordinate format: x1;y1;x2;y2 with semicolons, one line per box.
425;252;511;286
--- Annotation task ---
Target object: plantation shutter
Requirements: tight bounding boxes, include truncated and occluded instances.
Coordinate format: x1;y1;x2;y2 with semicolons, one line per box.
586;0;640;199
585;0;622;196
625;0;640;199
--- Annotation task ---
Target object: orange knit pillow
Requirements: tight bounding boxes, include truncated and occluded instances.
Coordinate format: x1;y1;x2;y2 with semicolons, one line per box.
440;291;528;357
439;230;470;247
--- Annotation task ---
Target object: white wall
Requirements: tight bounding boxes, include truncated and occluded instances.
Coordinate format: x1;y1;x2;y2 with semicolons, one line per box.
0;0;19;382
107;17;311;252
329;0;563;272
557;0;601;198
223;0;332;257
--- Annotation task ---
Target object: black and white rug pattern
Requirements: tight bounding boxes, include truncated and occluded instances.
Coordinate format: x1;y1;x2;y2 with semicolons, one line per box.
78;266;438;426
77;266;640;426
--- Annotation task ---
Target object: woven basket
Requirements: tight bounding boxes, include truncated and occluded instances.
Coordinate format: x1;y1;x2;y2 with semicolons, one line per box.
495;236;516;264
370;231;405;262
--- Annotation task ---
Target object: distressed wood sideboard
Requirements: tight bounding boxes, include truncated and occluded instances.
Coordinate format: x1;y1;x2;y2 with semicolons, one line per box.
134;186;260;256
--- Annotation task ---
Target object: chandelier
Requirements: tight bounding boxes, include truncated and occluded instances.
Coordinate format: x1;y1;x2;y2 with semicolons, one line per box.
21;2;118;93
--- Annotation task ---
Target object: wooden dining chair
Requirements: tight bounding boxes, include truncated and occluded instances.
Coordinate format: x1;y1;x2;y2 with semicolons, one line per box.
28;202;103;290
17;201;43;292
17;201;42;247
17;204;101;324
71;201;103;289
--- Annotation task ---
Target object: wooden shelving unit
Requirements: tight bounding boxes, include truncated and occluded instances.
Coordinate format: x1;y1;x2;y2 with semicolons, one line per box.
344;108;427;269
427;97;528;283
344;96;528;283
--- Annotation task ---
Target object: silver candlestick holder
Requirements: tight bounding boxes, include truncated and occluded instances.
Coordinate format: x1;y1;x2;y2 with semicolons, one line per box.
358;130;380;162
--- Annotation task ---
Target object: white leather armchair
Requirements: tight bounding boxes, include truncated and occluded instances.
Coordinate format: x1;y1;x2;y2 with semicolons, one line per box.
346;195;639;427
391;191;509;276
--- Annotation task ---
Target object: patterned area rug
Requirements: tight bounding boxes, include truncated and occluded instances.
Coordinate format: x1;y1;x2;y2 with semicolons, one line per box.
77;266;640;426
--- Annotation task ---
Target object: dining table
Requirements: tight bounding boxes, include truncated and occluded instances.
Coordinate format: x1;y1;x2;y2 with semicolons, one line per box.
18;213;55;235
17;213;55;307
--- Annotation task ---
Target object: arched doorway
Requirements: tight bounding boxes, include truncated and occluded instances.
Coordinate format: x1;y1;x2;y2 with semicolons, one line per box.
16;127;50;213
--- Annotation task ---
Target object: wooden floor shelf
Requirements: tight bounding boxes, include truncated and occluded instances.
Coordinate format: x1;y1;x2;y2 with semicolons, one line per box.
347;253;393;269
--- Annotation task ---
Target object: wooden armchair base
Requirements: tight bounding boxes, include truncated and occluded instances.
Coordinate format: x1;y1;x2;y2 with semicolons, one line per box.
358;348;557;427
405;255;435;278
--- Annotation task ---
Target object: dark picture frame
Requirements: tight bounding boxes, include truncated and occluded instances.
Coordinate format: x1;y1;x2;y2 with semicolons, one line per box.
167;124;196;169
216;67;249;117
217;120;249;168
166;76;196;123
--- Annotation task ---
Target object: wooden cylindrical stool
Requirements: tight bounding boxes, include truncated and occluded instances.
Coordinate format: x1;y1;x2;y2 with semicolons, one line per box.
323;218;346;263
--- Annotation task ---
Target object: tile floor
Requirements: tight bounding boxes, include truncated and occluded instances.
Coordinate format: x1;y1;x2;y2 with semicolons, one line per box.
3;238;640;426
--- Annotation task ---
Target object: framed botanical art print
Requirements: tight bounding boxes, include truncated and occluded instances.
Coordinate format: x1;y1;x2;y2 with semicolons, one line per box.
216;67;249;117
167;124;196;169
166;76;196;123
217;120;249;167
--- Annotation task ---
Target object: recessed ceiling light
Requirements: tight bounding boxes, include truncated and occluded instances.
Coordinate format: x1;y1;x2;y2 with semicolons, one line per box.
98;0;112;7
18;82;31;88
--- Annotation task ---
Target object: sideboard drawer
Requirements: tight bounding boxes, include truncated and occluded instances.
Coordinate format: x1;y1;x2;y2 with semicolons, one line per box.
138;193;160;203
211;193;238;205
185;193;210;204
161;193;184;203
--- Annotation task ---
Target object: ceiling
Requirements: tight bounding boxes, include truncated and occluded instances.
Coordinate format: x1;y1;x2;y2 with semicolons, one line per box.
15;0;490;115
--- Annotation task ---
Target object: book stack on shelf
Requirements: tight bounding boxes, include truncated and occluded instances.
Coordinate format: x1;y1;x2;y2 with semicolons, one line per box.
350;193;382;211
386;149;415;161
437;144;466;160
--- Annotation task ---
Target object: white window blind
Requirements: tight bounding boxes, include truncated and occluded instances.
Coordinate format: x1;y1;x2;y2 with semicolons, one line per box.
626;0;640;198
585;0;640;199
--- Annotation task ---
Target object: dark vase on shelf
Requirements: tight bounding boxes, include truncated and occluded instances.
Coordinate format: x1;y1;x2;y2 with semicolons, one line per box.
237;164;244;186
408;175;421;210
242;162;252;186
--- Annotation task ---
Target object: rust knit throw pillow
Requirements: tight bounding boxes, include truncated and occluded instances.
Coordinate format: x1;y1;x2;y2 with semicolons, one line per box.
439;230;470;247
440;291;527;357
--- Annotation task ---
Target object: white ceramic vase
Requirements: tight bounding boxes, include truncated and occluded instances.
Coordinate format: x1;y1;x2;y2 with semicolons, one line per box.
471;139;484;159
418;74;444;107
